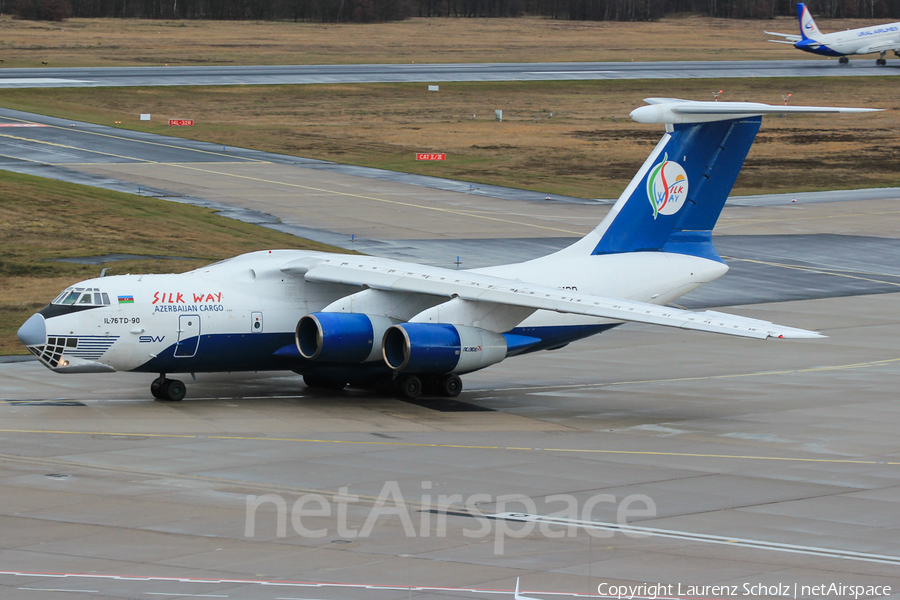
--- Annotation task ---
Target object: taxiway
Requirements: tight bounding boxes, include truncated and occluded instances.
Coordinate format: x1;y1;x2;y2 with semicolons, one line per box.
1;59;899;89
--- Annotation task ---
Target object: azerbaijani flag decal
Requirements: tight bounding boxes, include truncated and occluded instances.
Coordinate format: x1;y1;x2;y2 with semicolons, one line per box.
118;295;134;304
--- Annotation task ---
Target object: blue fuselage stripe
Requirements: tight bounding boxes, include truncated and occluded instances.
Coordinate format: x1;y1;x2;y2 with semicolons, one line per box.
133;323;621;376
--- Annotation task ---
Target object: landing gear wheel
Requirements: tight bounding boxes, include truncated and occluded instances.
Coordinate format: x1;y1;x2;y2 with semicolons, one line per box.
877;58;887;66
397;375;422;400
303;374;347;391
839;56;849;64
150;375;165;399
161;379;186;402
437;373;463;397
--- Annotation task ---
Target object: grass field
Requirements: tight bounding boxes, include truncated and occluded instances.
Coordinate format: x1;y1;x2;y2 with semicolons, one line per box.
0;14;883;68
0;171;347;355
0;78;897;199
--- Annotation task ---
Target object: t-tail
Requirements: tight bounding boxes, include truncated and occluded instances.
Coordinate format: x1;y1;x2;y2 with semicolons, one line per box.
798;3;822;39
559;98;879;261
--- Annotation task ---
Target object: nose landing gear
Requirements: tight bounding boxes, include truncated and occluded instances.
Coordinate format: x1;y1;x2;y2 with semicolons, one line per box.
151;374;186;402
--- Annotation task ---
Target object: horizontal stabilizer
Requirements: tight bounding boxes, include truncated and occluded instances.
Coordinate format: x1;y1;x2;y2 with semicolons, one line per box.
765;30;802;41
631;99;879;125
282;256;825;341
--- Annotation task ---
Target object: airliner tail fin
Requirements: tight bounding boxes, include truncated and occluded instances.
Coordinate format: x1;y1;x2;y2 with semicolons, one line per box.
798;3;822;39
560;99;879;262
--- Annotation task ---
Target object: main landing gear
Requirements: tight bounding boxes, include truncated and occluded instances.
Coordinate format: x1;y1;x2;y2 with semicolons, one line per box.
839;56;849;65
377;373;463;400
151;374;186;402
877;52;887;66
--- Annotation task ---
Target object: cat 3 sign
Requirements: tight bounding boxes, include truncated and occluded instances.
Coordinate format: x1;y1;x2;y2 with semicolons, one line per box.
169;119;194;126
416;153;446;161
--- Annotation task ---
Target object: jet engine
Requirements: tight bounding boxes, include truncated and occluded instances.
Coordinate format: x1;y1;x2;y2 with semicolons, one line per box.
382;323;508;374
296;313;394;363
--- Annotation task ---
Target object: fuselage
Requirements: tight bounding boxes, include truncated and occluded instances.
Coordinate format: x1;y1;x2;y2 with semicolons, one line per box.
18;249;727;383
798;22;900;56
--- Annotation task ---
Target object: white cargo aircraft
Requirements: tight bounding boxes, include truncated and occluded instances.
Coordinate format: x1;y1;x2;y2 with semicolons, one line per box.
767;3;900;64
17;99;877;402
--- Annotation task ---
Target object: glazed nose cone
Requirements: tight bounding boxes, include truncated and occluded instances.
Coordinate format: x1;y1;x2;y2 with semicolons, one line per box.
17;313;46;347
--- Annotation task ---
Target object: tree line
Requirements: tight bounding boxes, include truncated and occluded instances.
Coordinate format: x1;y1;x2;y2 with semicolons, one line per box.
4;0;899;23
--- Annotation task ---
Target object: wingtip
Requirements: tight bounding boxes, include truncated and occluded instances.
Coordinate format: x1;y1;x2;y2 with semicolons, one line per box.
771;331;827;340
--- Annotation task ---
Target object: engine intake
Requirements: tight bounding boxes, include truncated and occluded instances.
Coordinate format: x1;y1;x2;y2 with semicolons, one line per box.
382;323;508;374
296;313;393;363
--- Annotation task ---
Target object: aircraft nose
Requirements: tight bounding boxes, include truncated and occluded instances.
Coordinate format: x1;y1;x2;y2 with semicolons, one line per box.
17;313;46;347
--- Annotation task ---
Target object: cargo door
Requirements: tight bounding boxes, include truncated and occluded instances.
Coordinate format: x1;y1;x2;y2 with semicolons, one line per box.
174;314;200;358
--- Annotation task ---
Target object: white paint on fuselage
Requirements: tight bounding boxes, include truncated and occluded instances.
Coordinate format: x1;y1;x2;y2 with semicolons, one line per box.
39;248;726;374
810;23;900;55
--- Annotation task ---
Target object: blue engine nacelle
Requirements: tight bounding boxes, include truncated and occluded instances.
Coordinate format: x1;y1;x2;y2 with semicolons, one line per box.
382;323;508;374
296;313;394;363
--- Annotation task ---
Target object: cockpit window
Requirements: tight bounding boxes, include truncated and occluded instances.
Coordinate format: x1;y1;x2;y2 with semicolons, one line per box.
53;287;112;307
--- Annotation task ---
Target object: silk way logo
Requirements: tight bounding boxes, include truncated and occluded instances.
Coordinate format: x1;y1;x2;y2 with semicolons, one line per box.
646;153;688;219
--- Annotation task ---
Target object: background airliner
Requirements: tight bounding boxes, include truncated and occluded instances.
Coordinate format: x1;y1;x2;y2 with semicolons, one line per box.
16;99;876;402
767;3;900;64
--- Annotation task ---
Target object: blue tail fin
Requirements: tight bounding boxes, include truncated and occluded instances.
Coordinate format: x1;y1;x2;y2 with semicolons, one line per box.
589;115;762;263
797;3;821;40
556;99;875;263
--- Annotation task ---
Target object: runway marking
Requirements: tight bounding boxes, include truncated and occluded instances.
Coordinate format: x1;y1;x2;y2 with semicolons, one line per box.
2;573;591;599
0;78;92;85
722;255;900;286
0;151;49;164
493;356;900;392
491;512;900;566
527;70;619;74
61;161;260;167
19;588;99;593
0;113;266;163
0;131;161;163
2;359;900;467
147;594;229;598
163;163;586;235
0;125;269;166
0;429;897;467
0;452;403;504
0;123;48;127
720;208;900;227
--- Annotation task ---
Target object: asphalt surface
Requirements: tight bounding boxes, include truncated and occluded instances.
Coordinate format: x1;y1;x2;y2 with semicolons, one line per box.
3;292;900;599
1;59;899;88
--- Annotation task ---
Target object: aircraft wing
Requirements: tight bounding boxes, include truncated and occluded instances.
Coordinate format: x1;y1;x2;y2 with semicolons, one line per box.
765;31;802;42
856;39;900;54
282;256;824;340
